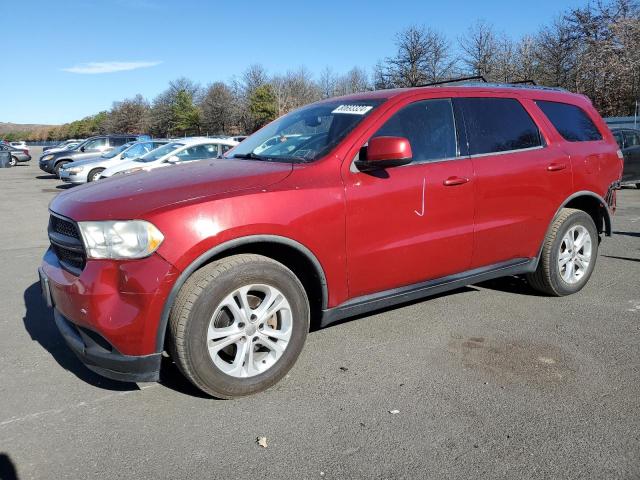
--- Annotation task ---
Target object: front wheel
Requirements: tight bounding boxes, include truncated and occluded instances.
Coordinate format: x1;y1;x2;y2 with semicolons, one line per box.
527;208;599;296
88;168;104;182
168;254;310;398
53;161;69;178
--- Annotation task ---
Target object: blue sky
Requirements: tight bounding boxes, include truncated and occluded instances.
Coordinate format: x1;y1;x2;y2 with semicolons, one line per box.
1;0;582;124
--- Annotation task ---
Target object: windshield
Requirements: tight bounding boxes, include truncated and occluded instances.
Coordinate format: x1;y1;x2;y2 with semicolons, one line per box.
226;99;385;162
101;142;133;159
135;142;184;163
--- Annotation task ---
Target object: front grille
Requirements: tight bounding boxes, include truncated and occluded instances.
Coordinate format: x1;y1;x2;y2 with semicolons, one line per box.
48;214;86;275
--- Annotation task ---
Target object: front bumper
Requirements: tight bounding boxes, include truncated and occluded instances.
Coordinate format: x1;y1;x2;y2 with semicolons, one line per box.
39;159;53;173
40;248;179;360
52;308;161;382
59;169;87;184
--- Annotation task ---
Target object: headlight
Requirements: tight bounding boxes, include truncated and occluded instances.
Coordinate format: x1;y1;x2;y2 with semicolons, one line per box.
78;220;164;259
65;166;84;174
42;154;54;161
122;167;144;175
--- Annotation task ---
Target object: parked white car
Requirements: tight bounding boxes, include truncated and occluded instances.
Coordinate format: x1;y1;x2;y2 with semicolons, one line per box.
100;137;238;178
9;141;29;153
59;139;169;184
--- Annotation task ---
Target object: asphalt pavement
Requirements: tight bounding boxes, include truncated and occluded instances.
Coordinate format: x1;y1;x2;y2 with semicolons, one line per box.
0;148;638;479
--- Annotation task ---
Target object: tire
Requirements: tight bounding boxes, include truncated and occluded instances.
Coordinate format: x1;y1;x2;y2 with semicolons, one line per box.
54;161;69;178
527;208;599;296
168;254;310;398
88;168;104;182
9;156;17;166
636;183;640;189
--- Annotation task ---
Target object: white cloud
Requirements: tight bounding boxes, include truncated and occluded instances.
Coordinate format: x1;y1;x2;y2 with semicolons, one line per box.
62;61;162;74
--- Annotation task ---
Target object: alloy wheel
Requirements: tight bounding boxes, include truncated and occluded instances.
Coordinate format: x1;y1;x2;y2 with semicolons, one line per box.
207;284;292;378
558;225;592;284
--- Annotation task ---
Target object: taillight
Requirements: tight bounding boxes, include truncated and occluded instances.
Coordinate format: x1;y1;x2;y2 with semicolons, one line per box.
22;149;28;155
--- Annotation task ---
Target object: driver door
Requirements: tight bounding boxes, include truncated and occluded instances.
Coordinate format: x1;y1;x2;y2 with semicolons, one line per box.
343;97;475;298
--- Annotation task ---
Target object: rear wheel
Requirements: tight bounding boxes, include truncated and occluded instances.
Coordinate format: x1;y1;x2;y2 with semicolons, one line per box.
9;156;17;166
54;161;69;178
527;208;598;296
636;183;640;189
168;254;309;398
88;168;104;182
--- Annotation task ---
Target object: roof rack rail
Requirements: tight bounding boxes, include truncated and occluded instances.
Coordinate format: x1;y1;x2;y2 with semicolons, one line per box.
417;75;487;87
511;79;537;86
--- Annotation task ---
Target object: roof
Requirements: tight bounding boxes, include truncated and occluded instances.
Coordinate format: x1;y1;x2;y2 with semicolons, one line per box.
329;83;586;105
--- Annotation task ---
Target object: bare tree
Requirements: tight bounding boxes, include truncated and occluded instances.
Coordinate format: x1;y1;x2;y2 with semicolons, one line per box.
318;67;338;98
378;26;457;87
459;20;499;78
334;67;371;95
271;67;321;116
201;82;235;135
107;94;150;134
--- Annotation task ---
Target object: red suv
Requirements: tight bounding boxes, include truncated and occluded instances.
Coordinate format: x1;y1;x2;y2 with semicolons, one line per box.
39;85;623;398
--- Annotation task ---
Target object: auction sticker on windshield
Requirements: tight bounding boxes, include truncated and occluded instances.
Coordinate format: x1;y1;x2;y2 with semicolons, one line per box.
331;105;374;115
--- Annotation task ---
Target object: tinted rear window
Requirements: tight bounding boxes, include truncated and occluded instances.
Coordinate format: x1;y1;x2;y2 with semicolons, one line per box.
536;100;602;142
456;98;542;155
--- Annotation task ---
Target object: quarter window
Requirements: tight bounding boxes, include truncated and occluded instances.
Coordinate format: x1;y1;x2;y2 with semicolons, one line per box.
371;98;458;163
536;100;602;142
456;98;542;155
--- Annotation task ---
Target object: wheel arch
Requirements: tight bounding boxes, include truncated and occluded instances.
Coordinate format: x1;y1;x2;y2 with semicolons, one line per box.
559;191;612;237
156;235;328;352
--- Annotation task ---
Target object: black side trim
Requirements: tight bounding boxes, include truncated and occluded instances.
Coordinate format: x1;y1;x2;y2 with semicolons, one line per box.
155;235;328;351
320;258;536;327
54;310;161;383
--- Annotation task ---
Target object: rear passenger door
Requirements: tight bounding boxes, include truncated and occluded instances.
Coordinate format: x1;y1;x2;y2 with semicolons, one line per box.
455;96;573;269
344;97;475;298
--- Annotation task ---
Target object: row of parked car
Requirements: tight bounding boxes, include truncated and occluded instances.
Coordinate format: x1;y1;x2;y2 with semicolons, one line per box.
38;135;245;182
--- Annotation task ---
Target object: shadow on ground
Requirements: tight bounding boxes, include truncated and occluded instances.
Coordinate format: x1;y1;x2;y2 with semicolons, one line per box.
603;255;640;263
22;282;138;392
613;230;640;238
0;453;18;480
476;275;545;296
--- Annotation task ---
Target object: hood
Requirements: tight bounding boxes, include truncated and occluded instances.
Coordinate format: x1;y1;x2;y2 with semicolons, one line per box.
49;159;293;220
102;158;140;176
64;155;106;168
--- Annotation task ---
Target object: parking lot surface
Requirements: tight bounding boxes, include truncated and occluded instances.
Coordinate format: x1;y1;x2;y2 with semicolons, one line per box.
0;148;638;479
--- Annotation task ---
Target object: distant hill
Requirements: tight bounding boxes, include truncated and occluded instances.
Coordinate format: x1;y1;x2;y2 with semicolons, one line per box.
0;122;58;134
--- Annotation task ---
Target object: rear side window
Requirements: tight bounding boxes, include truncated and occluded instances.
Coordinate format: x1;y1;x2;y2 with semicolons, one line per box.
456;98;542;155
372;98;458;163
110;137;129;147
536;100;602;142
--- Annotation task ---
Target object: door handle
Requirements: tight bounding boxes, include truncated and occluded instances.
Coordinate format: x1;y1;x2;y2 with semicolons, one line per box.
443;176;470;186
547;163;567;171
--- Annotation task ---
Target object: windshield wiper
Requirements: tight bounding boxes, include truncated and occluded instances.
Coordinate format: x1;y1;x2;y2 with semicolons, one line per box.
231;152;268;161
231;152;309;163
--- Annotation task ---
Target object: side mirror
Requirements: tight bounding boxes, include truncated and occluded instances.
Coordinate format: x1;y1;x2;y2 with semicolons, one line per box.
166;155;180;164
355;136;412;171
80;146;85;152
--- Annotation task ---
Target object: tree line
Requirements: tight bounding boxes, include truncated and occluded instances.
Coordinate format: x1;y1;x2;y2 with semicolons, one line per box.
12;0;640;141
